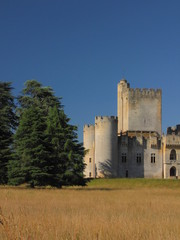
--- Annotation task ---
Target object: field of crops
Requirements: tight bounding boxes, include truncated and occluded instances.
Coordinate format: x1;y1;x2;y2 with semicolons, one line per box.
1;179;180;240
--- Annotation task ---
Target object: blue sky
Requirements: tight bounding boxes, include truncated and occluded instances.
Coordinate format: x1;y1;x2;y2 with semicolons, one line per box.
0;0;180;141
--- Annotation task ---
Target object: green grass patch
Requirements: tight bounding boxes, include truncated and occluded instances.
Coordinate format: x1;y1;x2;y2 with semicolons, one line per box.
85;178;180;189
1;178;180;190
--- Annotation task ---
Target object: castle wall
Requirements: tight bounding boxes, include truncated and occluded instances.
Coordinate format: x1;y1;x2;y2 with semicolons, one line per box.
83;79;180;180
143;135;162;178
167;125;180;135
128;89;162;135
118;133;162;178
117;80;129;134
118;80;162;135
118;135;144;178
83;125;95;178
163;134;180;178
95;116;118;177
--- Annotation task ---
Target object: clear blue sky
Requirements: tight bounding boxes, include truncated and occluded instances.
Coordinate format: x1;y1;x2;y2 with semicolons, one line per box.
0;0;180;141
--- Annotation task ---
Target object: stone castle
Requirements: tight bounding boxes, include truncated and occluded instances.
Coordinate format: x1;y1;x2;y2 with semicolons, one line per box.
83;79;180;179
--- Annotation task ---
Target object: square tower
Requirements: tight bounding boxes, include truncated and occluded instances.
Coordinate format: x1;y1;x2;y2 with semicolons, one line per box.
117;79;162;135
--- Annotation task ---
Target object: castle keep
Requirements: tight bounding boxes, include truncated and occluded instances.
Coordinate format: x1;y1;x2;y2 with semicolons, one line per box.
83;79;180;179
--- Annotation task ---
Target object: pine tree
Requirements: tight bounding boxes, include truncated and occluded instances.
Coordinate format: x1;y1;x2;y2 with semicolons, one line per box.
59;110;86;186
9;106;53;187
46;106;86;187
45;106;67;187
8;80;86;187
0;82;17;184
17;80;61;115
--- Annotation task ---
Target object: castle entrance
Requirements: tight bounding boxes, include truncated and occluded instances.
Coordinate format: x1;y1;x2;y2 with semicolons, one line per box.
170;166;176;177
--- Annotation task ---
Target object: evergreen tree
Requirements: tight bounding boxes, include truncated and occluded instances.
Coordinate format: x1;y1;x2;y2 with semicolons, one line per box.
0;82;17;184
9;106;53;186
17;80;61;115
46;106;86;187
9;80;86;187
59;110;86;186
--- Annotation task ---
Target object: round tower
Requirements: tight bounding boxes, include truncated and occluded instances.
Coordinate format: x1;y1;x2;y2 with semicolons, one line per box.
83;125;95;178
95;116;118;177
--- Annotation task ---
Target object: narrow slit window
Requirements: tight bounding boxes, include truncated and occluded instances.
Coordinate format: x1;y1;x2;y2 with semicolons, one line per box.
170;149;176;160
136;153;141;163
89;158;91;163
122;153;127;163
151;153;155;163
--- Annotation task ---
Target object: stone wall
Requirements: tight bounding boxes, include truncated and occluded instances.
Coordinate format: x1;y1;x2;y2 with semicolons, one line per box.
117;79;129;134
83;79;180;179
118;132;162;178
83;124;95;178
117;80;162;135
95;116;118;177
163;134;180;178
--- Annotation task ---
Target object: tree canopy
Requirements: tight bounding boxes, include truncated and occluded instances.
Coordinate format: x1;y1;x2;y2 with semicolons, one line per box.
1;79;86;187
0;81;17;184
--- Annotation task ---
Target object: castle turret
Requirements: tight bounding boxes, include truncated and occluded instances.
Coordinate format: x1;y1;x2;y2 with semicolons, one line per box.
117;79;130;134
167;125;180;135
83;124;95;178
117;79;162;135
95;116;118;177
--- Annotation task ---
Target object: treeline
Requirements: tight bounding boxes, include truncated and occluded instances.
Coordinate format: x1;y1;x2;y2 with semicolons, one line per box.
0;80;86;188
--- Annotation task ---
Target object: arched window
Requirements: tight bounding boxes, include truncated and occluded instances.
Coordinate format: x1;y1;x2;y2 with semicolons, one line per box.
170;166;176;177
170;149;176;160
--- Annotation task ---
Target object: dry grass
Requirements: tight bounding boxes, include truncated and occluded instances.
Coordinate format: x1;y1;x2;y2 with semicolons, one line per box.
0;180;180;239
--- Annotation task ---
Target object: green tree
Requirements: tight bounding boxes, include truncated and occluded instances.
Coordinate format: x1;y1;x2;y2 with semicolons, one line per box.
46;106;86;187
17;80;61;115
9;80;86;187
0;82;17;184
9;106;53;187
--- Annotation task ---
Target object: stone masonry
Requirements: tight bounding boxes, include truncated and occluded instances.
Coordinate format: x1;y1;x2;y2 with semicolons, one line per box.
84;79;180;179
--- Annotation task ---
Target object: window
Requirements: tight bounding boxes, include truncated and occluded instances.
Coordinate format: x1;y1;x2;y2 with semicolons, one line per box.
89;172;91;177
151;153;155;163
89;158;92;163
122;153;127;163
170;166;176;177
170;149;176;160
136;153;141;163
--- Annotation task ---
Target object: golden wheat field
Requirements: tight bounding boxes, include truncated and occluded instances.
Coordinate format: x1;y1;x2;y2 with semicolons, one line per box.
1;179;180;240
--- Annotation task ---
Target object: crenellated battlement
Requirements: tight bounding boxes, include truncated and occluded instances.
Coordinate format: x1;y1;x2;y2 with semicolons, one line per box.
118;79;162;135
83;78;180;179
167;124;180;135
83;124;95;130
95;116;118;122
129;88;161;98
119;79;130;88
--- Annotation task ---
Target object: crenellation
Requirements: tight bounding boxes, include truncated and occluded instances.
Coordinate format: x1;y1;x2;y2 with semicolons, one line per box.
120;82;162;134
129;88;162;98
84;78;180;179
142;88;148;95
83;124;94;129
120;79;130;88
95;115;118;177
95;116;118;122
156;89;162;94
167;124;180;135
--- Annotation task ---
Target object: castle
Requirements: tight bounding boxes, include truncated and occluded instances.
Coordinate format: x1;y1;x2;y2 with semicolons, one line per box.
83;79;180;179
